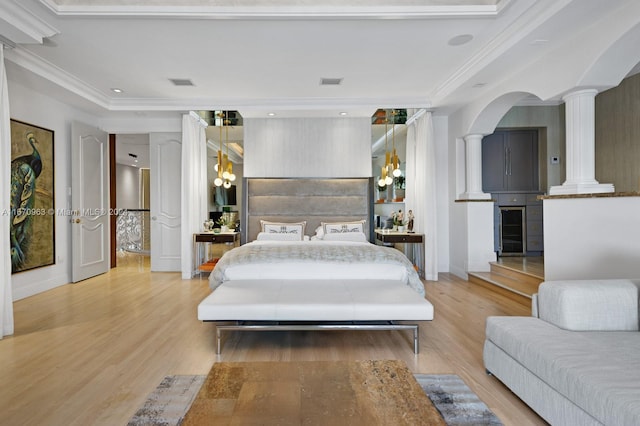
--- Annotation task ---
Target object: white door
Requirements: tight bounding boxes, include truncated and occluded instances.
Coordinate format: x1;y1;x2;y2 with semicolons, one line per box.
150;133;182;271
71;121;110;282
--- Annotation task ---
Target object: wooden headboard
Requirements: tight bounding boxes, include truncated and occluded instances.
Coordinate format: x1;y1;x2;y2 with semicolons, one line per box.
242;178;373;243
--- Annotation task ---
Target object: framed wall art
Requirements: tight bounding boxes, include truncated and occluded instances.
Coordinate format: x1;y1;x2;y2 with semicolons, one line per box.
10;119;55;273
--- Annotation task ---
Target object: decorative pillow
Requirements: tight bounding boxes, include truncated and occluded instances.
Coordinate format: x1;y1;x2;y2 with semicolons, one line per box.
322;220;365;235
260;220;306;239
256;232;303;241
314;225;325;240
322;232;368;243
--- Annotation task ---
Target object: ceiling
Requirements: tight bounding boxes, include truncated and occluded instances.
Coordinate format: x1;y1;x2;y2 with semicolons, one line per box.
3;0;639;164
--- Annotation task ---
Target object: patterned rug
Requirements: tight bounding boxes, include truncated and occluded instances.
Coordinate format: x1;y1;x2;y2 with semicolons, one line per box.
128;373;502;425
414;374;503;425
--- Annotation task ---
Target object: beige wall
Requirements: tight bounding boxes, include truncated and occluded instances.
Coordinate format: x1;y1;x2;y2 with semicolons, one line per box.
496;105;566;192
595;72;640;192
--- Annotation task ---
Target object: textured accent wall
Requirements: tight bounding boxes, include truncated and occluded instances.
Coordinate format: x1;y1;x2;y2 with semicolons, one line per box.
243;117;372;177
595;72;640;192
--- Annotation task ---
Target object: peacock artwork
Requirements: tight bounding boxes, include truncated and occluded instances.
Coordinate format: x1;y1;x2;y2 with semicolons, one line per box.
10;119;55;274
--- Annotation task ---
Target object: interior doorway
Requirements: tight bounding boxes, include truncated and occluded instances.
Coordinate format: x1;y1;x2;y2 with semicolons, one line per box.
110;134;151;268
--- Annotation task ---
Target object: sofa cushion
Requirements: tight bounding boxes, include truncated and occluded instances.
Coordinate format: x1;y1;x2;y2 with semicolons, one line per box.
486;316;640;426
538;279;640;331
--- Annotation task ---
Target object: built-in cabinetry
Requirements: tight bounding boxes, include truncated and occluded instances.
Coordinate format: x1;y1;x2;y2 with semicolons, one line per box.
483;129;543;257
482;130;538;192
492;192;543;256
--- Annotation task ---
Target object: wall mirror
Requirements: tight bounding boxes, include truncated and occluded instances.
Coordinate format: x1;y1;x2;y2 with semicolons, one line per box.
371;109;407;229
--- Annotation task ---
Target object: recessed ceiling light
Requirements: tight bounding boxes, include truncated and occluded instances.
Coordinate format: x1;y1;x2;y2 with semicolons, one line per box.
111;88;123;93
448;34;474;46
339;112;348;116
267;112;276;117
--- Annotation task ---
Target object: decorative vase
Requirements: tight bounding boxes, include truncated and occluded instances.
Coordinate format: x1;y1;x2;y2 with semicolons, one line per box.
221;225;229;232
398;225;405;233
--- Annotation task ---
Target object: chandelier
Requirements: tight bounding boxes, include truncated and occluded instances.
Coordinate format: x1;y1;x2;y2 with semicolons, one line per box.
214;111;236;188
377;109;402;188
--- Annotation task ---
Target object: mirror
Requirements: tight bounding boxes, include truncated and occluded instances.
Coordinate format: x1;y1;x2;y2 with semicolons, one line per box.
371;109;407;229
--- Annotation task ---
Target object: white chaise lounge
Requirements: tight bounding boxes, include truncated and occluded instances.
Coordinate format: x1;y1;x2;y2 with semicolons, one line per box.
198;279;435;354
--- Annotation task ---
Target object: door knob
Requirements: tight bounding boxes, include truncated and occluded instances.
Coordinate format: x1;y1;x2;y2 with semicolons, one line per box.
152;216;157;221
74;218;81;224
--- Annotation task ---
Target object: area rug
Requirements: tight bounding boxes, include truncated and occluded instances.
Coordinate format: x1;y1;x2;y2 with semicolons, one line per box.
129;374;501;426
127;375;205;426
414;374;503;426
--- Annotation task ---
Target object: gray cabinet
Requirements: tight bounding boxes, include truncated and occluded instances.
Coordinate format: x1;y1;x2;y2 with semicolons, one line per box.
482;130;539;192
525;195;543;253
492;191;544;256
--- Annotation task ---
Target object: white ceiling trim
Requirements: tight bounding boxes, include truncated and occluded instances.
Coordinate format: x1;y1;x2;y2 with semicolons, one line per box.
106;96;431;115
430;0;573;105
5;46;111;109
0;1;59;44
5;44;431;114
38;0;510;19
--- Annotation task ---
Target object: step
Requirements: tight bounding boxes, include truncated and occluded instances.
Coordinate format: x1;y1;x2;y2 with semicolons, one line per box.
468;272;532;308
468;256;544;307
491;261;544;282
490;262;544;294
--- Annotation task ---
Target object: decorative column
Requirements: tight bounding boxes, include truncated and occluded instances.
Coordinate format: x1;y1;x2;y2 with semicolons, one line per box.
549;89;614;195
459;133;491;200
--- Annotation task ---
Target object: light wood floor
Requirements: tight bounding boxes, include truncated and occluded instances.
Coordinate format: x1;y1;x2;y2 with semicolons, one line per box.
495;256;545;279
0;252;547;426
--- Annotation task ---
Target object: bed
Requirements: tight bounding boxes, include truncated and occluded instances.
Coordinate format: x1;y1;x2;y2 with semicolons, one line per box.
197;178;434;353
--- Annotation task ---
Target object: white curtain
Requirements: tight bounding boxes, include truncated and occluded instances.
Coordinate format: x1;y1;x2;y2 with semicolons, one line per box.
0;44;14;337
405;109;438;281
180;112;208;279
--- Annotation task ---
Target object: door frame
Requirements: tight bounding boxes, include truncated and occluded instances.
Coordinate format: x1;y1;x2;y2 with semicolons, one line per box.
109;134;116;268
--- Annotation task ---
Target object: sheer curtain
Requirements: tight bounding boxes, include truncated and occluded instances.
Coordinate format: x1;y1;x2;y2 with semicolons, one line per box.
180;112;208;279
404;109;438;281
0;44;14;337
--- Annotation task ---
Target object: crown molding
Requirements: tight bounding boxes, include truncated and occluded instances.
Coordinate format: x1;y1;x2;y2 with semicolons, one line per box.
39;0;509;19
107;96;431;115
0;1;59;44
6;44;431;115
5;46;110;108
430;0;573;105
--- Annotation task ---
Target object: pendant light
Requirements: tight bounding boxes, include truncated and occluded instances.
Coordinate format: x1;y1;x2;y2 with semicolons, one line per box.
391;109;402;178
214;111;224;187
222;111;236;187
378;111;390;188
213;111;237;187
384;110;393;186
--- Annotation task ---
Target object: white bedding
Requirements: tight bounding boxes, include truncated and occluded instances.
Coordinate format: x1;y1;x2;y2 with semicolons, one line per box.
209;240;425;296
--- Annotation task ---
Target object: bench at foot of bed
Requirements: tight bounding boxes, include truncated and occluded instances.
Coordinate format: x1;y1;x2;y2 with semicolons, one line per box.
197;279;434;354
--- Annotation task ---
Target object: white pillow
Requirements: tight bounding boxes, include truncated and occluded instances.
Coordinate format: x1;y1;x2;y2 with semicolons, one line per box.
256;232;303;241
260;220;306;239
321;232;368;243
322;220;365;235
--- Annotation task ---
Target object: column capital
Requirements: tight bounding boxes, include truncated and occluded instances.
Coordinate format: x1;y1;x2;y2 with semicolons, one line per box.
562;88;598;102
463;133;485;142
